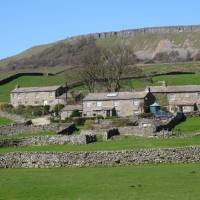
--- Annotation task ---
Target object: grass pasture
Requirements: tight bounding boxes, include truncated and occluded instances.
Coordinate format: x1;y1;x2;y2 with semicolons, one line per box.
175;117;200;133
0;164;200;200
0;131;54;141
1;135;200;153
0;71;200;103
0;75;66;102
0;117;12;126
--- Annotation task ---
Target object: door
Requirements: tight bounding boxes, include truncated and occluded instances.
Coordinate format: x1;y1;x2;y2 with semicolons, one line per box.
106;110;111;117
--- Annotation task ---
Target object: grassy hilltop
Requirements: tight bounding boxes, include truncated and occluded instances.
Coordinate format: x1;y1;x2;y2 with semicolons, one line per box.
1;25;200;74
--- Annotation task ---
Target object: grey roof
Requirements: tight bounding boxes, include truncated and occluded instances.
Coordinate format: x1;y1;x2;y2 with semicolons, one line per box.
83;91;147;101
11;85;62;93
150;102;160;107
61;104;83;111
147;85;200;93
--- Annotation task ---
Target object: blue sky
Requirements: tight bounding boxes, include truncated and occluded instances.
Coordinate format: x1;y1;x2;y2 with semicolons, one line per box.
0;0;200;59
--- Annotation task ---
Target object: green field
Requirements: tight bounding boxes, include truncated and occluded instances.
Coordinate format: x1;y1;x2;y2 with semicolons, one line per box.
0;75;66;102
0;117;12;125
1;73;200;103
175;117;200;133
72;73;200;94
0;131;54;140
1;135;200;153
0;164;200;200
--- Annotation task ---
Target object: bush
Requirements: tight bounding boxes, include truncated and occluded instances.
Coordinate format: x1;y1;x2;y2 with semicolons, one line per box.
70;110;81;118
0;103;14;112
53;104;65;115
139;113;153;118
84;119;95;129
2;105;51;118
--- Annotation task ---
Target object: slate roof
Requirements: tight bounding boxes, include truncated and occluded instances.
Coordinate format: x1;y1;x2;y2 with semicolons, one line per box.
83;91;147;101
147;85;200;93
11;86;62;93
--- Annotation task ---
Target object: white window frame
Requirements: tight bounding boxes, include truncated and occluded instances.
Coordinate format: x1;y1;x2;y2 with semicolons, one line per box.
114;101;119;107
97;101;102;107
168;94;176;101
87;102;92;108
133;100;140;106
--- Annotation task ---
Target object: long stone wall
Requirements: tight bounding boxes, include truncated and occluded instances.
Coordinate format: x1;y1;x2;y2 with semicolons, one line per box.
0;123;75;136
0;147;200;168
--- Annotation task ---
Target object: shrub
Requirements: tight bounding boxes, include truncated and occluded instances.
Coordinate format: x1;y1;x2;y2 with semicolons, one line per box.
84;119;95;129
53;104;65;115
0;103;14;112
139;113;153;118
70;109;81;118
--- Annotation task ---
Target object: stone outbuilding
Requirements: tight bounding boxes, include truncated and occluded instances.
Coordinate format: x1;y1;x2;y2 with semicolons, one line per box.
82;91;155;117
60;104;83;120
10;85;67;107
147;85;200;113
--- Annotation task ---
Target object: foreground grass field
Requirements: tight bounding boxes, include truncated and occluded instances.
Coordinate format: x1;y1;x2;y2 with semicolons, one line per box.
0;164;200;200
1;136;200;153
175;117;200;133
0;117;12;126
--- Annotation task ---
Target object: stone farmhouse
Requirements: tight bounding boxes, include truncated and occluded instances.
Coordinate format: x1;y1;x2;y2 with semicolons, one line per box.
147;85;200;113
82;91;155;117
11;85;67;107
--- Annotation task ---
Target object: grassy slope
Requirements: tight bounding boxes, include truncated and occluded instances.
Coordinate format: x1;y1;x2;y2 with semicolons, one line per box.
72;73;200;94
1;73;200;103
175;117;200;133
1;136;200;153
1;30;200;71
0;131;54;140
0;75;66;102
0;164;200;200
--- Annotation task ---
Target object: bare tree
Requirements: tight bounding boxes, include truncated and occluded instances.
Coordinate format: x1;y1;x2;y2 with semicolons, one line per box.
78;41;101;92
99;43;136;92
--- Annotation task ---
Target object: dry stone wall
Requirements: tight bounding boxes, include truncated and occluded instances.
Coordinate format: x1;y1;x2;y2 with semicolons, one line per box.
0;147;200;168
0;123;75;136
0;134;96;147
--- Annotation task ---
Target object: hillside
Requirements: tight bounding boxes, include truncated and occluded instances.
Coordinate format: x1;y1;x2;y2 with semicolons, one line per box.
1;25;200;72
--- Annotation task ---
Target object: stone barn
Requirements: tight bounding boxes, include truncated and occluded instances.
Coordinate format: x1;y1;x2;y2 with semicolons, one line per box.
11;85;67;107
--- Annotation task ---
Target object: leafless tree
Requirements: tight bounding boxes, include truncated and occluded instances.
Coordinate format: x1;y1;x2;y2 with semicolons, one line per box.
98;43;136;92
78;41;101;92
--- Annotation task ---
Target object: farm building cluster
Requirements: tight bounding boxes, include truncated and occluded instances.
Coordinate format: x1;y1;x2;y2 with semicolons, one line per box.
9;82;200;119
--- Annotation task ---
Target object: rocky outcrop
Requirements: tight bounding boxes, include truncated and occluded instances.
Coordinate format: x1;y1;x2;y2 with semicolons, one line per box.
76;25;200;39
0;147;200;168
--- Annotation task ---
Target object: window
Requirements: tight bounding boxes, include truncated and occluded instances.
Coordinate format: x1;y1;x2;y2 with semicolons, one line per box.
133;100;140;106
87;102;92;108
50;92;54;98
34;101;39;105
114;101;119;107
97;101;102;107
168;94;176;101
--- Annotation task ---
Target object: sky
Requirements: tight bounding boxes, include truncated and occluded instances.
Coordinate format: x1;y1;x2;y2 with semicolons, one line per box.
0;0;200;59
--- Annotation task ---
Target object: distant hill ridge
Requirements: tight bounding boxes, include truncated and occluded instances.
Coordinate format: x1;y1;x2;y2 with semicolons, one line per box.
73;25;200;39
2;24;200;72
